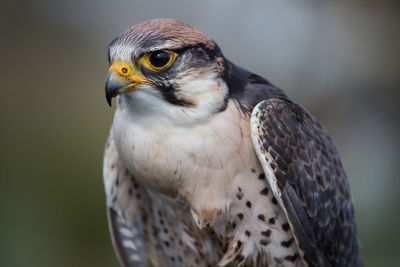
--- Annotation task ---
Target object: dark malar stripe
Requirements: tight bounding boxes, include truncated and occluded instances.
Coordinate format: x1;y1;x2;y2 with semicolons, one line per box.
160;85;194;107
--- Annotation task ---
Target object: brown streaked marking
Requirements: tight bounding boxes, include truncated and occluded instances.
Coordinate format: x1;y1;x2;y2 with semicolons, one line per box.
116;19;216;50
246;201;252;208
284;254;299;262
282;222;290;232
257;214;265;221
117;96;124;110
260;239;270;246
245;230;251;237
260;187;269;195
259;173;266;180
199;208;221;227
261;229;271;237
271;197;278;205
268;218;275;224
237;213;244;221
281;237;295;248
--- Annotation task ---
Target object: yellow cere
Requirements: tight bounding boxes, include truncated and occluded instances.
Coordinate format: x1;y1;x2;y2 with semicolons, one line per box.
108;61;133;77
107;61;154;93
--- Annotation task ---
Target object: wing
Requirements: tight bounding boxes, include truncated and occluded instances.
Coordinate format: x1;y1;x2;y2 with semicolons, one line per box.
250;99;360;267
103;130;147;267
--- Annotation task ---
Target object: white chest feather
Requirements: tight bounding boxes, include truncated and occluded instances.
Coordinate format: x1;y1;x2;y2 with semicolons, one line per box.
112;100;254;206
111;97;301;266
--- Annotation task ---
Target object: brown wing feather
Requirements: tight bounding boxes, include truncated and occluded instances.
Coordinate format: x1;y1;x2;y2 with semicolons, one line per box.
251;98;360;267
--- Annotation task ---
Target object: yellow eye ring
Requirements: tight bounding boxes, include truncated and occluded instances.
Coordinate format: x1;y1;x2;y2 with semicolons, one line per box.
140;50;177;72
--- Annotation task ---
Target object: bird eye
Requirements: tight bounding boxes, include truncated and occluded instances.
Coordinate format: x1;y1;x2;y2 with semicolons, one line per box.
141;50;177;72
150;52;171;68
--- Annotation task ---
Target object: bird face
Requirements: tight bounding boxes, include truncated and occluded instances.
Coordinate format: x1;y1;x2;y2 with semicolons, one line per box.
105;19;230;124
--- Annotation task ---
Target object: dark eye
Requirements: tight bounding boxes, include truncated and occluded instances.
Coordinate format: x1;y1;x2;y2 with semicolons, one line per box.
149;51;171;68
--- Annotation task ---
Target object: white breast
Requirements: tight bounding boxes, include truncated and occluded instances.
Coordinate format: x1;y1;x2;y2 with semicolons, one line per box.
112;98;256;210
111;96;302;265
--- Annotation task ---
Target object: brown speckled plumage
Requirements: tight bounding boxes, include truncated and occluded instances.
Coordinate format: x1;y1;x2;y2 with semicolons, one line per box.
103;19;361;267
251;99;360;266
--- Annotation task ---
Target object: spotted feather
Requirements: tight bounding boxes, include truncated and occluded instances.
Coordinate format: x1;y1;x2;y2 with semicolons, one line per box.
250;99;361;266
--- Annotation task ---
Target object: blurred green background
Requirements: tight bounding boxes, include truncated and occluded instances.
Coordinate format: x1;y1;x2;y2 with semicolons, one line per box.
1;0;399;266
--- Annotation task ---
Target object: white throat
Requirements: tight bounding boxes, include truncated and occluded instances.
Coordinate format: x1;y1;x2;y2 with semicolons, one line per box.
116;73;228;127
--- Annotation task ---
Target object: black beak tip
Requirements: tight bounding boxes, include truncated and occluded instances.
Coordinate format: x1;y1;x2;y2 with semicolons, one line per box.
106;91;113;107
105;72;131;107
105;76;121;107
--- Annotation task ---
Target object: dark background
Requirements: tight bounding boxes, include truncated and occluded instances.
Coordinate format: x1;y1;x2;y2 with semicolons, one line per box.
1;0;399;266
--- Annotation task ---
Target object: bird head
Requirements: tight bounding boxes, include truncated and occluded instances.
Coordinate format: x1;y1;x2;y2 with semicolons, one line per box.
105;19;232;125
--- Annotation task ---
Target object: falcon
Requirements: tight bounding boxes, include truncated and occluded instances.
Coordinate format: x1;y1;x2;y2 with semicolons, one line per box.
103;19;361;267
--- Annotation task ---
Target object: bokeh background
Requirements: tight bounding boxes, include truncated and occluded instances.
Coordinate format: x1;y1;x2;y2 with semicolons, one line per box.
1;0;399;266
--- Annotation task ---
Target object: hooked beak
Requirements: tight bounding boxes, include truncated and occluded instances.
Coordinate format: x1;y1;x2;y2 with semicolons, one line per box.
105;61;152;106
105;71;131;106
